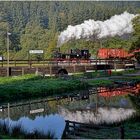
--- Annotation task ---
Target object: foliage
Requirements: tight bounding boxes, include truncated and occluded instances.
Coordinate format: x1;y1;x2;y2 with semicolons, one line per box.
0;1;140;59
130;14;140;62
88;79;113;87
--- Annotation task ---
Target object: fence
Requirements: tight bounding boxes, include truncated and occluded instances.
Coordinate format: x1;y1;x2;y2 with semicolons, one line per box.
0;59;135;67
63;120;140;139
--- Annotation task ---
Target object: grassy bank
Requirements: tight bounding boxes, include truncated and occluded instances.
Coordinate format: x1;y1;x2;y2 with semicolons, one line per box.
0;75;88;103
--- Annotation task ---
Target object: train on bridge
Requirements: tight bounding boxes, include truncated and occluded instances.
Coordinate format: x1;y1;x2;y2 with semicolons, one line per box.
0;48;139;77
53;48;140;60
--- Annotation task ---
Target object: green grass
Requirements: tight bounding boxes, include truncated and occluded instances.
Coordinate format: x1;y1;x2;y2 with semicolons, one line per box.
0;74;88;103
72;69;139;79
0;74;36;84
88;79;113;87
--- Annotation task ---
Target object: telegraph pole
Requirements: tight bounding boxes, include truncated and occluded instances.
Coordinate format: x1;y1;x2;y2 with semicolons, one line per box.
7;29;11;77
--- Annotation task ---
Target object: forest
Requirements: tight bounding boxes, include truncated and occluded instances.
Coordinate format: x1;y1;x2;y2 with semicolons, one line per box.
0;1;140;60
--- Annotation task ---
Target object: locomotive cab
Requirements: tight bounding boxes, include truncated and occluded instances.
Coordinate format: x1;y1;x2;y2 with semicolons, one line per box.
81;49;90;59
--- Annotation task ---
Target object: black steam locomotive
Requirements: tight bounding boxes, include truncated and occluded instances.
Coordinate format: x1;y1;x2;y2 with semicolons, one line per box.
53;48;91;59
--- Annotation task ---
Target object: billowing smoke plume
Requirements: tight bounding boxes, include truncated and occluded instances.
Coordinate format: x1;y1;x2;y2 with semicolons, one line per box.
57;12;137;47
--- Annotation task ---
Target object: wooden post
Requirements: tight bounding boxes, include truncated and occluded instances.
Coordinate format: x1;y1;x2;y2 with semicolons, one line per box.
7;103;10;119
95;58;97;72
29;101;31;111
44;99;46;112
7;103;10;129
96;88;99;113
35;67;38;75
63;120;69;138
123;59;126;71
49;66;52;76
120;126;124;139
84;65;87;72
43;52;45;67
73;122;76;136
114;59;117;71
73;65;76;73
22;67;24;76
1;59;3;67
14;60;16;67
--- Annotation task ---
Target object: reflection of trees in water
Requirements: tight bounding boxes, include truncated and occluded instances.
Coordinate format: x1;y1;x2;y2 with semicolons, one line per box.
0;98;70;120
0;91;133;120
129;94;140;115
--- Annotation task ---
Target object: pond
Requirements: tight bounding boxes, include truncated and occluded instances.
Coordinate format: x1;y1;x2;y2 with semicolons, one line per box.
0;84;139;138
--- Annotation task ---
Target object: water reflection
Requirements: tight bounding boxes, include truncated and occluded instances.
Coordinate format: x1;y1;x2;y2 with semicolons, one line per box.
0;114;65;139
58;106;135;124
0;85;139;138
0;88;134;120
98;83;140;97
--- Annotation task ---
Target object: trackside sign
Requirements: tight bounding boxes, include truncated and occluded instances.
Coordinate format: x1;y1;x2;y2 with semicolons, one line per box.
30;108;44;114
29;50;44;54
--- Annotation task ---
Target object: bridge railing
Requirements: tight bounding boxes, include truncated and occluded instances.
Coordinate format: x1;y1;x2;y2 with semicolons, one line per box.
0;59;135;67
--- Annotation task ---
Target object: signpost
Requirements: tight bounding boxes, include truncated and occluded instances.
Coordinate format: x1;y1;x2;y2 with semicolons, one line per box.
28;50;45;68
29;50;44;54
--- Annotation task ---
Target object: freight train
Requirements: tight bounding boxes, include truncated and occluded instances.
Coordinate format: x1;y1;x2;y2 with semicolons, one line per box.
98;48;140;59
98;48;128;59
53;48;139;60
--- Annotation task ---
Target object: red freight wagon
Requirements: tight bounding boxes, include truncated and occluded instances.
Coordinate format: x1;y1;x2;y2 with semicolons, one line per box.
98;48;128;59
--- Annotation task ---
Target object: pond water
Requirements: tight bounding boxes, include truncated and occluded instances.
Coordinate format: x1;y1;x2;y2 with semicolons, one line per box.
0;85;138;138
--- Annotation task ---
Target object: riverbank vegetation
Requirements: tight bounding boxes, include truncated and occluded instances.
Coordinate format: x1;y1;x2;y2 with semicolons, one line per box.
0;71;140;138
0;74;89;103
0;69;140;103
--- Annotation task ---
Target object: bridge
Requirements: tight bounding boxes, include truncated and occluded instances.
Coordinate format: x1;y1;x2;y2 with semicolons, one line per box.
0;59;135;76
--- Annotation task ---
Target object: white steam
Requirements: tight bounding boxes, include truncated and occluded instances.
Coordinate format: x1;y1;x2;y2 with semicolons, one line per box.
59;107;135;124
57;12;137;47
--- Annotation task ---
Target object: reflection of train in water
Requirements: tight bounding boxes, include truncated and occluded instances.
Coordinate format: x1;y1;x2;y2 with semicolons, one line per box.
53;49;91;60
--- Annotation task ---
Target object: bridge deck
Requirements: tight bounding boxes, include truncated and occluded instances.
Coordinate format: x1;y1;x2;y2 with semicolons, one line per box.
0;59;135;76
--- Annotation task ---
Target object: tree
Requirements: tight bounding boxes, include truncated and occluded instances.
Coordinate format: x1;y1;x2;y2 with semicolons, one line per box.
15;22;49;60
45;32;58;59
0;13;10;56
130;15;140;62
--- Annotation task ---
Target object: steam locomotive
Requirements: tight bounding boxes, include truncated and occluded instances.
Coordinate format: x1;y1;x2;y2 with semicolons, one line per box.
53;49;91;60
